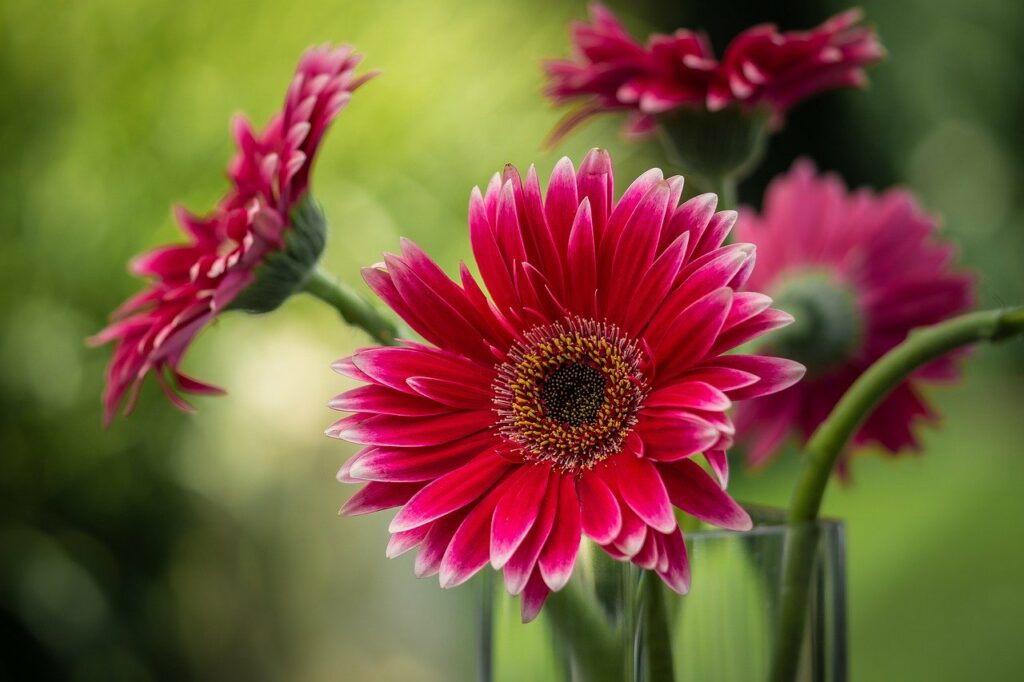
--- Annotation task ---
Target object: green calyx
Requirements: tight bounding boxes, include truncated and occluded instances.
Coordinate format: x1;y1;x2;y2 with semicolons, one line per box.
228;195;326;314
768;271;864;376
656;105;771;195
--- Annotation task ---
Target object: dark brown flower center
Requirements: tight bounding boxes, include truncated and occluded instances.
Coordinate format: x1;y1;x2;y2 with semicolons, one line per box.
493;317;648;471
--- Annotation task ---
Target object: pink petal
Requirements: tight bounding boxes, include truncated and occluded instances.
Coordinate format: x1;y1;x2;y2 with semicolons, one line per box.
703;449;730;488
712;308;794;354
712;355;806;400
576;148;614;235
577;471;622;544
347;432;492;482
601;168;664;271
329;384;451;416
538;474;582;591
503;473;560;595
611;452;676;534
520;570;552;623
386;524;431;558
655;528;691;594
544;157;579;251
350;346;491;394
438;480;509;588
340;481;423;516
638;414;720;460
389;451;510;532
633;531;659;570
406;376;492;409
606;181;672;314
414;511;466;578
658;459;752;531
679;366;760;392
611;501;647;557
652;287;733;376
646;381;731;412
327;410;493;447
566;199;597;315
622;232;690;334
469;187;519;313
490;464;553;569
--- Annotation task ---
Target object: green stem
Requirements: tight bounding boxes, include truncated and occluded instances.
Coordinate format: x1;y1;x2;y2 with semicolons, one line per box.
789;306;1024;524
768;523;821;682
770;306;1024;682
707;174;738;211
544;581;622;682
637;572;675;682
302;268;403;346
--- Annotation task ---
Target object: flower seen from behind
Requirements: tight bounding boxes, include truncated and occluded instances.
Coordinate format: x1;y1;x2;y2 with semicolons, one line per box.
91;45;375;424
734;160;975;472
544;4;883;146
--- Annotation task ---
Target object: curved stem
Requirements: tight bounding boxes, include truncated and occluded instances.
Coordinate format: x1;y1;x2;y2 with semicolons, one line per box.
788;306;1024;524
770;306;1024;682
303;268;403;346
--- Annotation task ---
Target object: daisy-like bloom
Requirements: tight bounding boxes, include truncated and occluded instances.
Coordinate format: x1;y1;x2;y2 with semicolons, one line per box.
330;149;804;621
734;160;975;470
91;45;375;424
707;9;884;118
543;4;883;142
543;3;715;140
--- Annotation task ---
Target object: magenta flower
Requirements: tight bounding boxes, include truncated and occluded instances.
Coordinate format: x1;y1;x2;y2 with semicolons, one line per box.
734;160;975;471
707;9;884;118
330;150;804;621
544;3;715;140
91;45;375;424
544;4;883;142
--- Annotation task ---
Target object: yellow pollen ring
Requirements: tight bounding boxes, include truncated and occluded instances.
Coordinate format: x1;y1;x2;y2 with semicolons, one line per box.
492;316;648;471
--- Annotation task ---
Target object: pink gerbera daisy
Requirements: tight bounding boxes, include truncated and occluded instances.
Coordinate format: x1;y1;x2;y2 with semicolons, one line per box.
707;9;884;118
330;149;804;621
544;4;883;142
90;45;375;424
734;160;975;471
543;3;715;141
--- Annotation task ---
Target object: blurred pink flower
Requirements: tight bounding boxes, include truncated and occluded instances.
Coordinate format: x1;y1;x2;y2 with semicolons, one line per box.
708;9;883;117
544;4;883;142
330;150;803;621
734;160;975;471
91;45;375;424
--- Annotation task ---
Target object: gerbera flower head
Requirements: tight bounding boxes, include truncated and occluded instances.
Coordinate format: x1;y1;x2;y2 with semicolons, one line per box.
543;3;715;141
734;160;975;471
330;149;804;621
90;45;375;424
707;9;884;117
544;5;883;177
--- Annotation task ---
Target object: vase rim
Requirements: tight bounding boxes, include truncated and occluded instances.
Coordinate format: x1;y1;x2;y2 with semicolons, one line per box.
685;503;843;540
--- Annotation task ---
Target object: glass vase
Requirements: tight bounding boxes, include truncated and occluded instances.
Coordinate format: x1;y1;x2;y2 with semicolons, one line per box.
481;507;846;682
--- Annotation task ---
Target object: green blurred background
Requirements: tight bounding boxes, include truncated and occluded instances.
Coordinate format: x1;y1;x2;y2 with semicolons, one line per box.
2;0;1022;679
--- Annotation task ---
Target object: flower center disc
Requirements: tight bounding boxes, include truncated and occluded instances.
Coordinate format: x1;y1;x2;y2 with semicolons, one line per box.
493;317;648;471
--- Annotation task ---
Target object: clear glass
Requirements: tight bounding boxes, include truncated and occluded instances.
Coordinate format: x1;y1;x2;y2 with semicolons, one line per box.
481;507;846;682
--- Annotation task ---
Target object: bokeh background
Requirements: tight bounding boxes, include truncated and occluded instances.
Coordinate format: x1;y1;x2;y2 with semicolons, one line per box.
2;0;1023;679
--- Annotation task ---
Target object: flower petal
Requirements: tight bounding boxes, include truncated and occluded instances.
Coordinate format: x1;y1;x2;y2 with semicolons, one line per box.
491;464;553;569
389;451;510;533
577;471;622;544
538;474;582;591
658;459;752;531
611;452;676;534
